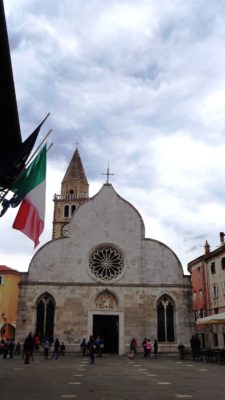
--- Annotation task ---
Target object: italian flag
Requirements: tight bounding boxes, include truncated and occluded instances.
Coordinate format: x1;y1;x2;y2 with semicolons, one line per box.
10;145;47;247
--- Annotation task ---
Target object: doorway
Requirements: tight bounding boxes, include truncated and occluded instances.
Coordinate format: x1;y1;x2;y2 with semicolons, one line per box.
93;314;119;354
0;323;15;340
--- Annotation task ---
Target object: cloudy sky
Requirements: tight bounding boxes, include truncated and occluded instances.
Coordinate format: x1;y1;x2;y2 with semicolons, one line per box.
2;0;225;273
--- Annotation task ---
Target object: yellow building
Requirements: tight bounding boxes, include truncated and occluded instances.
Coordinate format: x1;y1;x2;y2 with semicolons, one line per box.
0;265;20;340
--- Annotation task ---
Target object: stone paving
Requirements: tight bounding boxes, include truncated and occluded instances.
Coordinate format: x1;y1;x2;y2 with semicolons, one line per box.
1;353;225;400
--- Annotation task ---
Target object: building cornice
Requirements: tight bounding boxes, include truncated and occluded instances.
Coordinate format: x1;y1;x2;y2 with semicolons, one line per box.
19;281;191;289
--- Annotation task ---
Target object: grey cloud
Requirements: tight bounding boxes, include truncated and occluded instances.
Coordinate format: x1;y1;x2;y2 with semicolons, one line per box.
2;0;225;272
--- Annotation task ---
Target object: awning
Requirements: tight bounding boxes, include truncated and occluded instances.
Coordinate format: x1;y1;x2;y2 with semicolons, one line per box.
196;312;225;325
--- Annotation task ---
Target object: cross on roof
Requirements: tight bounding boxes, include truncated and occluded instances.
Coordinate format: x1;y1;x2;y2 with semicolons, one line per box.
102;163;114;184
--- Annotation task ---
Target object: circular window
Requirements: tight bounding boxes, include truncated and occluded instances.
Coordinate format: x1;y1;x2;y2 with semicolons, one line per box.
89;246;124;281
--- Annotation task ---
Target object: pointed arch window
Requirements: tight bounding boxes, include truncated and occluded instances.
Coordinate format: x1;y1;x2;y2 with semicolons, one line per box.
35;293;55;339
64;205;69;217
71;205;76;215
157;295;175;342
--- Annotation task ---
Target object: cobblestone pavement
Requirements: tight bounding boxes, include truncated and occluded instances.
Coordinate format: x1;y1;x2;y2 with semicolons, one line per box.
1;354;225;400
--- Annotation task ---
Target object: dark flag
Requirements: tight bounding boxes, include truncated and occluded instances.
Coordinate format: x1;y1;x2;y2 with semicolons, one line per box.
0;114;49;190
0;0;22;166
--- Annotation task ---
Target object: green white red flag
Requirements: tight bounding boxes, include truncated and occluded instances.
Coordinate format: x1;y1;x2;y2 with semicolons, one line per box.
10;145;47;247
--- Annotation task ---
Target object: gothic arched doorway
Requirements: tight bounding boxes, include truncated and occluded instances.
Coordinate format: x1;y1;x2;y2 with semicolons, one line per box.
92;290;119;354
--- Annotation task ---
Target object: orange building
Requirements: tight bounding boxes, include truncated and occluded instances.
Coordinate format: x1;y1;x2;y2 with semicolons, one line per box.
0;265;20;340
188;242;210;318
188;233;225;349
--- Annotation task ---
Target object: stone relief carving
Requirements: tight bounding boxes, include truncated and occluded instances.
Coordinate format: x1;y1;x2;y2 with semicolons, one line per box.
95;292;118;309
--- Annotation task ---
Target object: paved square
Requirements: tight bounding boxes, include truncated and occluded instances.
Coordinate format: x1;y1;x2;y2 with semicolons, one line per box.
0;354;225;400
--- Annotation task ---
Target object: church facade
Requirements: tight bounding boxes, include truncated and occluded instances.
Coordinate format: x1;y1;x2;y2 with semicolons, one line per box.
16;148;192;354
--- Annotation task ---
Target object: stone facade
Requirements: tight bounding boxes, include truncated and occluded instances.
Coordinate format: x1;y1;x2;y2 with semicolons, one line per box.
16;182;192;354
17;282;191;354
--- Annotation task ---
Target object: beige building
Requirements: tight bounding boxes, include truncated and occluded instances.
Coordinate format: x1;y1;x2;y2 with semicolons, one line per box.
16;148;192;354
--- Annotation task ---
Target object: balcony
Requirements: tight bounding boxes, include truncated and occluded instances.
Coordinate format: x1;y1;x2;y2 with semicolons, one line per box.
53;193;89;201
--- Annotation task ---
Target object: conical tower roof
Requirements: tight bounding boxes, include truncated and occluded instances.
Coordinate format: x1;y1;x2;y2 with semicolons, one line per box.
62;148;88;182
61;147;89;195
52;147;89;240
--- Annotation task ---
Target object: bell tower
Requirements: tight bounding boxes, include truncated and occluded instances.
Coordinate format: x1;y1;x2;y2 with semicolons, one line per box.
52;147;89;239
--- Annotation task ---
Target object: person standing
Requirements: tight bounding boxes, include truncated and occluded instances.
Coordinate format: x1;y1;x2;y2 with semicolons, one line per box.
34;334;41;352
44;339;50;360
195;333;201;359
60;342;66;356
89;336;96;364
95;336;101;357
142;338;147;358
99;338;104;357
190;333;200;360
3;339;9;359
80;338;87;356
9;339;15;358
14;342;21;356
52;338;60;359
146;338;152;358
154;339;158;358
130;338;137;356
23;333;34;365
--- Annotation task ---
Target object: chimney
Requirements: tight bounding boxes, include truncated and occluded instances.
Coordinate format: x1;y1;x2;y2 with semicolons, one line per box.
220;232;225;246
204;240;210;254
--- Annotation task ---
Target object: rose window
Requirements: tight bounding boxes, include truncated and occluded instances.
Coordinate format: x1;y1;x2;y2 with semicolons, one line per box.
89;246;124;281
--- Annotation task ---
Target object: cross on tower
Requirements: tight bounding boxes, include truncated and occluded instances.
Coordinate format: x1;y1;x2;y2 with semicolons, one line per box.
102;163;114;184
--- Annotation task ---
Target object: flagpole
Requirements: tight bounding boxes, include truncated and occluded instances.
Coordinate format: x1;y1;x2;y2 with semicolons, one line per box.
1;127;52;203
0;123;52;217
26;129;52;166
47;142;54;152
24;112;50;165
